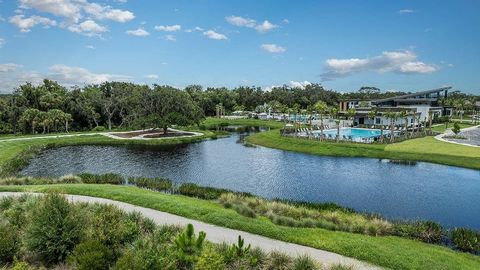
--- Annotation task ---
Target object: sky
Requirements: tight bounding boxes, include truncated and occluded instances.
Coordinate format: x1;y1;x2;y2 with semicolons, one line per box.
0;0;479;94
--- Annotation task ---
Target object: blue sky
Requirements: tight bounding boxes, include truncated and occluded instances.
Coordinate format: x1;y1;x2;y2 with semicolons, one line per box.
0;0;479;94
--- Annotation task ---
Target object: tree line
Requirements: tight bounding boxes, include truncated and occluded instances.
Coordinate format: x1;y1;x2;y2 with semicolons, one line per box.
0;79;477;134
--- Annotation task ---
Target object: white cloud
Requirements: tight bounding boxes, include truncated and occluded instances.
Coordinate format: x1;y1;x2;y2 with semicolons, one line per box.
0;38;4;48
83;2;134;22
289;81;311;89
9;14;57;32
282;19;289;24
68;20;107;36
165;34;176;41
194;26;204;31
48;64;131;85
144;74;158;79
154;24;181;32
19;0;82;23
225;15;278;33
0;63;22;72
126;28;150;37
321;50;437;80
85;45;95;49
261;44;286;53
0;16;5;22
225;15;256;27
399;9;416;14
203;30;227;40
255;20;278;33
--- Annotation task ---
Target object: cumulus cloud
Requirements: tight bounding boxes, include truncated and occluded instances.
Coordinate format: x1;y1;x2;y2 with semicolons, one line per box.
261;44;286;53
144;74;158;79
203;30;227;40
85;45;95;49
68;20;107;36
9;15;57;32
225;15;278;33
154;24;181;32
0;63;22;73
126;28;150;37
13;0;134;36
289;81;311;89
0;38;5;48
48;64;131;85
321;50;437;80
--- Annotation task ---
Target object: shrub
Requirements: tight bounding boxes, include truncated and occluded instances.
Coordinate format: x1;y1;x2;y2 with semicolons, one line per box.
68;240;113;270
452;122;461;134
128;177;173;191
411;221;444;244
91;126;106;132
10;261;38;270
263;251;292;270
0;223;19;265
452;228;480;253
174;224;206;269
292;255;319;270
58;174;82;184
232;204;256;218
77;173;124;185
196;246;225;270
25;193;82;265
178;183;227;200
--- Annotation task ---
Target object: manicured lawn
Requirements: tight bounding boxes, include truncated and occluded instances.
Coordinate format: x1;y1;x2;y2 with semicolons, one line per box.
246;129;480;169
203;117;285;129
0;184;478;270
431;123;476;133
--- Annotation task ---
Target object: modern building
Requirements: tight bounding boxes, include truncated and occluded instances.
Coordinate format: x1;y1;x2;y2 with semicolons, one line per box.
339;87;454;127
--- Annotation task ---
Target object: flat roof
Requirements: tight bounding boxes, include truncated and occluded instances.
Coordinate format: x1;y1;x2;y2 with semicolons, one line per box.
372;87;451;104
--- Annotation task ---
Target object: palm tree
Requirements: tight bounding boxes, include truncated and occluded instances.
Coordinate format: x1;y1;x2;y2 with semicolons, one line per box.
385;111;398;142
314;101;328;139
428;110;434;135
20;108;40;134
399;110;409;138
346;108;356;127
367;109;377;128
330;107;339;141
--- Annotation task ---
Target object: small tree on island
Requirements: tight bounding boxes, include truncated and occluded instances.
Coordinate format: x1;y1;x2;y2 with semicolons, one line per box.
452;122;461;135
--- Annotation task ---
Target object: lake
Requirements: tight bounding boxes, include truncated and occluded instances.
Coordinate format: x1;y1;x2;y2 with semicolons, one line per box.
21;128;480;229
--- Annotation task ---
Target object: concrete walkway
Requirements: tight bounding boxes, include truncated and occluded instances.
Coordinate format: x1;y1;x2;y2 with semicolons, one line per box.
0;128;204;143
0;192;381;270
435;125;480;148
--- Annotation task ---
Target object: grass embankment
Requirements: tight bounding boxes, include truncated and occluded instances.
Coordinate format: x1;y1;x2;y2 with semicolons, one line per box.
0;130;215;177
0;184;478;270
246;130;480;169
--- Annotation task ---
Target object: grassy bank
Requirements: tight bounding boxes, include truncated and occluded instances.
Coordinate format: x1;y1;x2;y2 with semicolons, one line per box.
246;129;480;169
431;123;476;133
0;130;215;177
0;184;478;269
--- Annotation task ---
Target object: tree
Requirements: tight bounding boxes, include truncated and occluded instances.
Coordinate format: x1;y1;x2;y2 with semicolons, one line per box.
20;108;40;134
346;107;356;127
452;122;461;135
367;109;377;128
175;224;206;269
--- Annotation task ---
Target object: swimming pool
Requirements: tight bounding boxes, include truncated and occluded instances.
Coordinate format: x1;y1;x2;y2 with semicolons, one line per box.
313;128;389;141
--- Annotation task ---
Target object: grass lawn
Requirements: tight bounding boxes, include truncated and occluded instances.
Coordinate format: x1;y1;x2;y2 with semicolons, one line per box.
431;122;477;133
0;184;478;270
203;117;285;129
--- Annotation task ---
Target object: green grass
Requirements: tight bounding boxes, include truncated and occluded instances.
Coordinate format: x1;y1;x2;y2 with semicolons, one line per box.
431;123;476;133
202;117;285;129
0;184;478;270
0;131;215;176
246;129;480;169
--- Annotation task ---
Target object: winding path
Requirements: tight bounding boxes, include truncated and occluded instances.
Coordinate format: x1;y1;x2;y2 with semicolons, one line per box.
0;192;381;270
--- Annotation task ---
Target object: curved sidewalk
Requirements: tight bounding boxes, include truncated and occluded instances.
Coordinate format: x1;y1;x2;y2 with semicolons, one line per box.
434;125;480;147
0;192;381;270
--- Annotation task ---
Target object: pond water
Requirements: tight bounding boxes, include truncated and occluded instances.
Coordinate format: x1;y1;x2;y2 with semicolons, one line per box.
21;128;480;229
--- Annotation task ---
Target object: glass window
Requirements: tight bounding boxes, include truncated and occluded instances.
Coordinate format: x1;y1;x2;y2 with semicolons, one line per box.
375;118;381;124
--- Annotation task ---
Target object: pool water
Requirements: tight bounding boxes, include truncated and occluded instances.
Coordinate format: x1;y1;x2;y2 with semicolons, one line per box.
314;128;389;140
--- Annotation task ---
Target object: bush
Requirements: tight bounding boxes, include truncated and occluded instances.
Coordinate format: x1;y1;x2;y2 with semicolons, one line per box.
412;221;444;244
129;177;172;191
292;255;319;270
0;223;19;265
452;228;480;253
232;204;256;218
10;261;38;270
263;251;292;270
25;193;82;265
91;126;106;132
452;122;461;134
68;240;113;270
77;173;124;185
196;246;225;270
58;174;82;184
178;183;227;200
175;224;206;269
